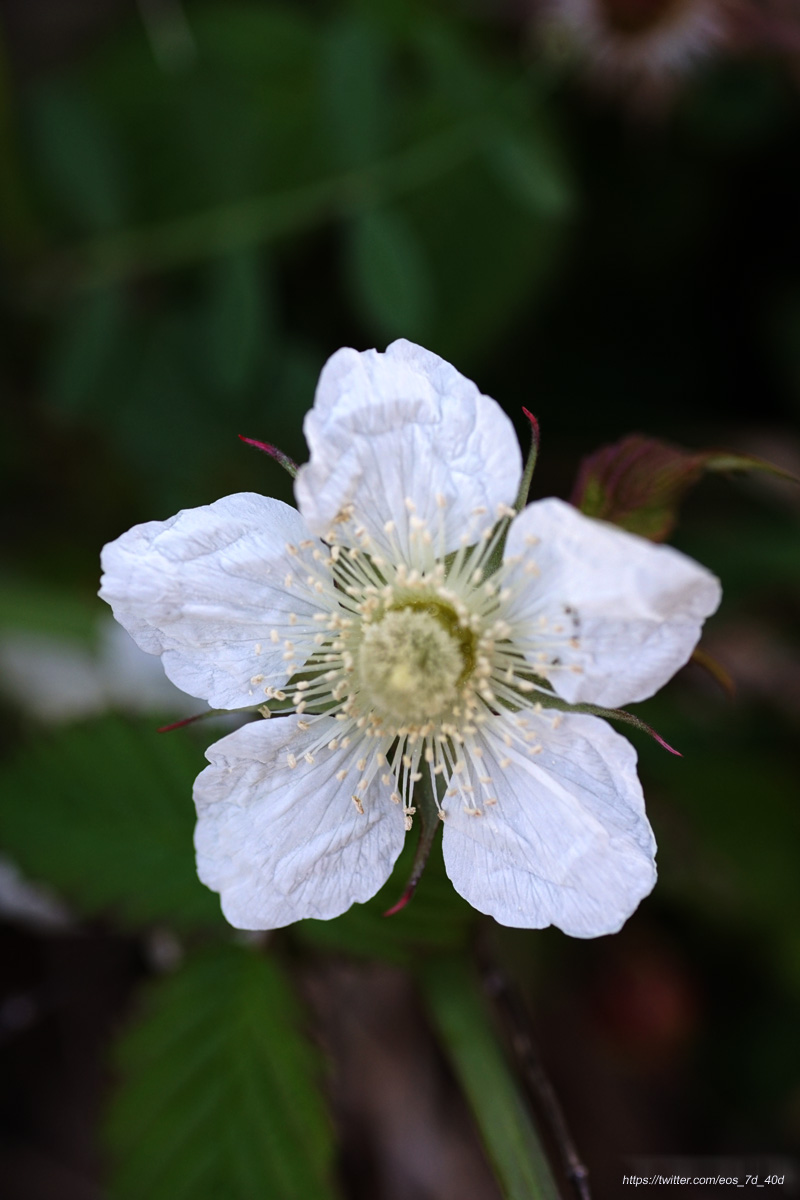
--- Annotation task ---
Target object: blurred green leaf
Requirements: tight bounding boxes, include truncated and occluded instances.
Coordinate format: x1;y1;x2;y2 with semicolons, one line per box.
571;433;798;541
636;697;800;996
405;157;564;360
656;744;800;932
201;249;266;396
0;716;221;929
412;17;495;116
44;285;126;414
21;4;322;251
321;16;391;170
0;576;99;642
296;835;475;964
112;310;232;508
191;3;319;105
683;514;800;599
27;83;127;232
421;956;560;1200
346;207;433;339
486;125;574;218
107;944;341;1200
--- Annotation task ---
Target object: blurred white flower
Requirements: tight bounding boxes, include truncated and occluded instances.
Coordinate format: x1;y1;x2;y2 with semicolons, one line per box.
538;0;732;95
0;619;197;723
0;856;72;931
100;340;721;935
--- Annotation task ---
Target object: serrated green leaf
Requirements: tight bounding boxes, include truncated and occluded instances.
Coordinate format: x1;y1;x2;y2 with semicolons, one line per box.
106;945;341;1200
346;207;433;339
0;715;221;929
571;433;799;542
421;957;560;1200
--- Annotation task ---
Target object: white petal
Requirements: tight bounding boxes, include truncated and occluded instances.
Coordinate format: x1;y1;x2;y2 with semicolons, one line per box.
295;339;522;562
194;717;405;928
100;493;328;709
442;713;656;935
503;497;721;708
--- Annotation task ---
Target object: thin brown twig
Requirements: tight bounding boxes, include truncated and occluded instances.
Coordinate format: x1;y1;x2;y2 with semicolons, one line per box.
481;961;592;1200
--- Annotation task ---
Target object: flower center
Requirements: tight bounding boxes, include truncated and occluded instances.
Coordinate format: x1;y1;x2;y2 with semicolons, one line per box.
358;605;466;724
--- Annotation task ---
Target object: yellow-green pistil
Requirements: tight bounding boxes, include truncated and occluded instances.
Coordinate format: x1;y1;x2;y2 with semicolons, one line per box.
358;602;474;725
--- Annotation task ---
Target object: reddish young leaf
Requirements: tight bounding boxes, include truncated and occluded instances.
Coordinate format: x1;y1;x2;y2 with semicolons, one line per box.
571;434;797;542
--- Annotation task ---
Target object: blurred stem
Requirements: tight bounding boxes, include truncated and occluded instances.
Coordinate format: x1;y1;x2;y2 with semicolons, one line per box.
690;645;735;698
48;115;492;292
481;961;591;1200
420;955;563;1200
484;410;541;577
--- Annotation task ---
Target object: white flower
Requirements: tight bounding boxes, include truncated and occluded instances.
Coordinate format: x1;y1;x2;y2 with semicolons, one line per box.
99;339;721;936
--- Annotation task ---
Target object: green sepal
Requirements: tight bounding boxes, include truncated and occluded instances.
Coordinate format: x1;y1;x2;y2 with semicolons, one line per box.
482;408;541;577
534;691;682;756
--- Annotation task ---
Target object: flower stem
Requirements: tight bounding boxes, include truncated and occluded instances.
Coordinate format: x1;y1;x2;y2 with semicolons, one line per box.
481;408;542;579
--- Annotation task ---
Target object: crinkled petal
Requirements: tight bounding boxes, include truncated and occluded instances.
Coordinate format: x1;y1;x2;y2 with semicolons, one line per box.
193;716;405;928
503;497;722;708
442;712;656;935
99;493;327;709
295;339;522;562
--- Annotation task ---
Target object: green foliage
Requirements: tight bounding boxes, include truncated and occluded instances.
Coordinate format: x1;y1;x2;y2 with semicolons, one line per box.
345;207;433;339
200;249;268;397
44;285;127;414
486;125;574;219
421;956;560;1200
634;694;800;1002
321;15;392;170
666;753;800;955
106;944;341;1200
0;576;100;642
22;1;575;514
0;716;222;929
27;82;128;232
